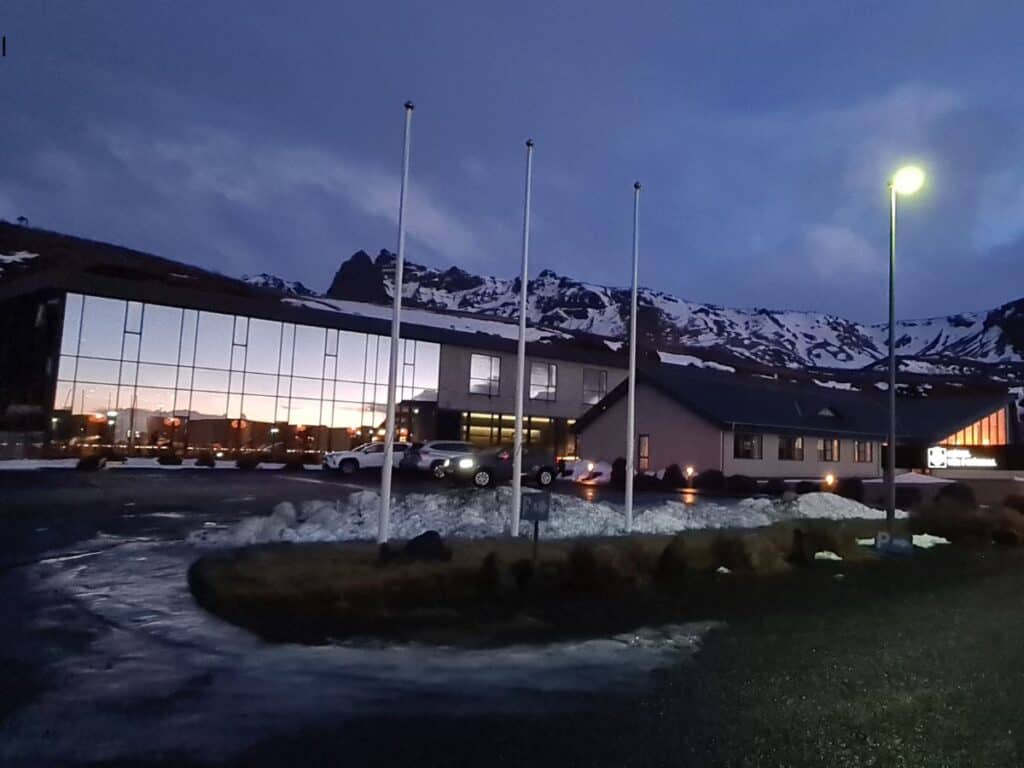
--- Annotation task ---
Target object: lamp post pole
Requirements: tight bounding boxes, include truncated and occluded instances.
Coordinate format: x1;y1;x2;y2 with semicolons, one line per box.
624;181;641;533
886;182;897;532
511;139;534;539
379;101;414;545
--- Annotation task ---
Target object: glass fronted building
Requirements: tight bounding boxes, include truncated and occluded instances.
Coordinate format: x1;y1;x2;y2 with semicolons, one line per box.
52;293;440;454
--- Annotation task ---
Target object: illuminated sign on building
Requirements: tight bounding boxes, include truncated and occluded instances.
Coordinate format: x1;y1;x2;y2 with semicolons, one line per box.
927;446;998;470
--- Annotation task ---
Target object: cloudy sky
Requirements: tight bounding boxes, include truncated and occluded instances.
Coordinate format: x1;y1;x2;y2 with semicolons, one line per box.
2;1;1023;321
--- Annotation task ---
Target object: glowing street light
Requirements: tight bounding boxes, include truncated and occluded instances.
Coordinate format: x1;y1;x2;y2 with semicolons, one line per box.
885;165;925;531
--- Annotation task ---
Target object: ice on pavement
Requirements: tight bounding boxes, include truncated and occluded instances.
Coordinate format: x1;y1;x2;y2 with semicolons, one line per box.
189;489;906;547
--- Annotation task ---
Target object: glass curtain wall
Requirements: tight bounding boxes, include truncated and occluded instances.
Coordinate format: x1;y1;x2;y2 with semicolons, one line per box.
53;293;440;452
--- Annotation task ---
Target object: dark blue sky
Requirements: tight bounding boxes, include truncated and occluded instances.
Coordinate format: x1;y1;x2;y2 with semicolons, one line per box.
3;1;1023;321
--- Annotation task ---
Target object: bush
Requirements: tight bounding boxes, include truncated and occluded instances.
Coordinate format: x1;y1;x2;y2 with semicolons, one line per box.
836;476;864;502
1004;494;1024;514
795;480;819;495
610;457;626;488
76;454;106;471
763;478;788;496
634;472;662;491
157;452;183;466
661;464;687;489
936;482;977;509
725;474;757;496
236;455;261;471
693;469;725;492
195;451;216;468
895;486;922;510
911;496;991;544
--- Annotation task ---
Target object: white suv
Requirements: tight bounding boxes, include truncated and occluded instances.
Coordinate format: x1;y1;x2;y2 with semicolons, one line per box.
323;442;411;474
401;440;477;478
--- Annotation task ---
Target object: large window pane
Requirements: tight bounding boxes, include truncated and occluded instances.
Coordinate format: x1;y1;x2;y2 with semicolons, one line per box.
79;296;126;358
332;403;363;429
582;368;608;405
190;391;226;418
139;305;183;364
339;331;367;378
529;362;557;401
293;326;326;377
179;310;198;366
137;363;177;388
470;353;500;396
241;395;277;423
195;311;233;369
60;293;83;355
291;377;322;399
76;357;120;384
243;372;278;396
246;319;282;374
194;368;229;392
77;384;117;414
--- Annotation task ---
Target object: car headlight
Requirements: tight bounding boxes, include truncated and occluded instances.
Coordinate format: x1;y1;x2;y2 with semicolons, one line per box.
458;457;475;469
587;461;595;472
443;459;450;467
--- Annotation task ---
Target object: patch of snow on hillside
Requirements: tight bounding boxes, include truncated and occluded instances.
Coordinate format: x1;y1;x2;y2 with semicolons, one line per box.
812;379;856;391
659;351;736;372
0;251;38;276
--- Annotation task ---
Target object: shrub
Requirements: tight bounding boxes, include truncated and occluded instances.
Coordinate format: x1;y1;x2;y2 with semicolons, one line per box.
236;455;261;471
693;469;725;492
763;478;788;496
661;464;687;489
195;451;216;468
634;472;662;491
795;480;819;495
836;477;864;502
76;455;106;471
157;452;183;466
895;486;922;510
911;496;990;544
1004;494;1024;514
725;474;758;496
936;482;977;509
564;543;635;594
610;457;627;488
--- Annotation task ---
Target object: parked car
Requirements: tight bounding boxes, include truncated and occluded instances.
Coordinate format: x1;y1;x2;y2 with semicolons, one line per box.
444;445;557;489
323;441;411;474
401;440;478;478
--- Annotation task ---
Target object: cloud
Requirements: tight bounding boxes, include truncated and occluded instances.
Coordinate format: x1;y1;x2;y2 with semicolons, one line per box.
803;226;882;278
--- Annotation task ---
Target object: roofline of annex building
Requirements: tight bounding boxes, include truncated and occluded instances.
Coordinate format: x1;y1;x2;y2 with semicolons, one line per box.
573;366;1016;443
0;224;628;369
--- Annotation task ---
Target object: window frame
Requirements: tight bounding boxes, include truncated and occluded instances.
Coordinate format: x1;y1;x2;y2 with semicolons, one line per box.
733;432;763;460
817;438;840;462
529;362;558;401
854;440;874;463
582;367;608;405
638;433;650;472
777;435;804;462
468;353;501;397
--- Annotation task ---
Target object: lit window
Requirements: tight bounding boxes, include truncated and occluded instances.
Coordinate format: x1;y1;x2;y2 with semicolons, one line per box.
469;354;501;396
778;436;804;461
817;438;840;462
582;368;608;405
638;434;650;471
854;440;874;463
734;433;763;460
529;362;557;401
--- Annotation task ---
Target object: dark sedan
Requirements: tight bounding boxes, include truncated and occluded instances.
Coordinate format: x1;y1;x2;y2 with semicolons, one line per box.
443;445;557;489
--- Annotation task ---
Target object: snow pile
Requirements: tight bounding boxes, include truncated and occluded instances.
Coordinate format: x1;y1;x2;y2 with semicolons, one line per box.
658;351;736;373
189;490;901;548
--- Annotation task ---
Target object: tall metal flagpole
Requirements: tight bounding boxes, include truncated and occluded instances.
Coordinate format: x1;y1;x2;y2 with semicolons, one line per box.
511;139;535;539
624;182;641;533
886;182;897;532
379;101;415;545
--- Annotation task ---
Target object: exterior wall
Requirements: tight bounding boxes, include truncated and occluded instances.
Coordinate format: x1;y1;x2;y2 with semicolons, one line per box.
437;344;626;420
576;382;883;479
723;432;881;479
576;382;724;473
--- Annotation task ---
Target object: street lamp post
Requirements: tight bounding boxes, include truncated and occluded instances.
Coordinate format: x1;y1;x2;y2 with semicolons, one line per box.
886;165;925;531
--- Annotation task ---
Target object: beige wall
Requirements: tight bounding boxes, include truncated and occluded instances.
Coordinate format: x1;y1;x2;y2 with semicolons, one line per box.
576;381;883;479
724;432;880;479
437;345;627;420
576;382;724;473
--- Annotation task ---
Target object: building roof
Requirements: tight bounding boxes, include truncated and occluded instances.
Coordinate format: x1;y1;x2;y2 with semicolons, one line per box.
574;363;1013;442
0;222;627;368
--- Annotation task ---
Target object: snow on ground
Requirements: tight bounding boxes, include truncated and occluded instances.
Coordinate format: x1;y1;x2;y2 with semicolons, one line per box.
863;472;952;485
0;458;323;471
189;489;904;547
658;351;736;372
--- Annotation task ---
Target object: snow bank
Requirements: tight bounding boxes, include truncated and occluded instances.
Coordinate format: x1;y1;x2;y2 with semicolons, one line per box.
189;490;903;548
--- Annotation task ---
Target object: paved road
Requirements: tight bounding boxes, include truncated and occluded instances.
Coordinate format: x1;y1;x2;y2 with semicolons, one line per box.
2;469;1024;766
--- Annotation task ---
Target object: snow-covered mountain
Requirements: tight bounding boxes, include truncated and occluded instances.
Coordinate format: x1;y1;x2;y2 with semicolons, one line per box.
320;250;1024;372
243;273;316;296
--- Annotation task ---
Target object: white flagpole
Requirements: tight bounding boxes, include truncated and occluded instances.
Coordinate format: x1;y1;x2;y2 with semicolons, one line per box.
379;100;414;545
624;181;640;533
511;138;534;538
